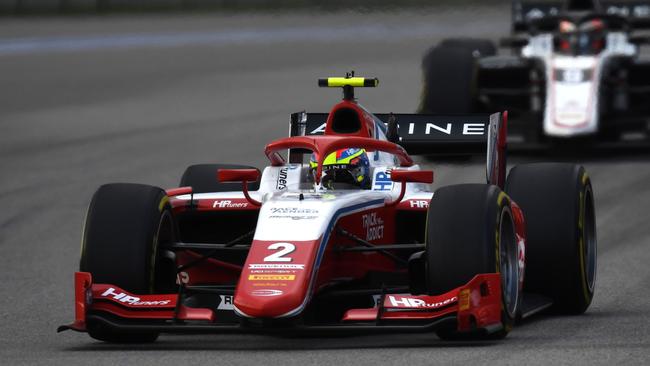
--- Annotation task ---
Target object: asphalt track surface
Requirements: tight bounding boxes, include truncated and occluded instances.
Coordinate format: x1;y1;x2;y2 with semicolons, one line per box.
1;6;650;365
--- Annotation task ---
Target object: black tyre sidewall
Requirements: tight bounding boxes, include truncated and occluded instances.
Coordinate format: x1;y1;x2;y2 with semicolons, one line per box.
440;38;497;57
419;45;478;114
80;183;176;342
426;184;517;337
505;163;595;314
81;183;173;293
419;38;495;114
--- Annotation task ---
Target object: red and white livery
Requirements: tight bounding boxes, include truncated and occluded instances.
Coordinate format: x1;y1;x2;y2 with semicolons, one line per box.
59;74;597;342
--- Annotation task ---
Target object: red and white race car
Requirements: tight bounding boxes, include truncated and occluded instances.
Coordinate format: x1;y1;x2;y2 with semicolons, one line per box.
59;74;597;342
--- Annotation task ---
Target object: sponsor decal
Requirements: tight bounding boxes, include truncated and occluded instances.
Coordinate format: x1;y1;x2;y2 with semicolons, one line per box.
276;167;288;190
269;207;319;220
362;212;384;241
250;269;296;274
387;295;457;309
213;200;249;208
269;215;317;220
249;264;304;270
405;122;485;136
217;295;234;310
458;289;471;311
252;282;288;287
518;235;526;283
176;271;189;285
408;200;429;209
248;274;296;281
251;289;284;297
372;294;382;307
270;207;318;214
560;68;586;83
373;170;393;191
310;123;327;135
100;288;171;306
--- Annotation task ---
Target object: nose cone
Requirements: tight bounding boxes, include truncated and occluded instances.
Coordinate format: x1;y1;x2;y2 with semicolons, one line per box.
234;239;320;318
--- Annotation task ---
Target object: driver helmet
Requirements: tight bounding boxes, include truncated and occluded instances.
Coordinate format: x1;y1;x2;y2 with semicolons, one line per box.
309;148;370;189
559;20;577;33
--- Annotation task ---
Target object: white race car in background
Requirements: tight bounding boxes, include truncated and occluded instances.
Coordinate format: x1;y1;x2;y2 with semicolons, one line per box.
419;0;650;147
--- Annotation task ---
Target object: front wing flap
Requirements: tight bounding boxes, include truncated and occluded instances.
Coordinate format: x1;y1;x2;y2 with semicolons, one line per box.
58;272;503;335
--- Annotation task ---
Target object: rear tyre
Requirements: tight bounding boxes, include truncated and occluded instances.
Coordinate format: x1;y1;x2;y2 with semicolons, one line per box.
440;38;497;57
80;183;178;343
505;163;596;314
425;184;520;340
419;38;495;114
180;164;260;193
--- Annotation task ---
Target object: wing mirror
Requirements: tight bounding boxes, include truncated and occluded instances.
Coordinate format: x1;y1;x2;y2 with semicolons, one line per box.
218;169;260;183
217;169;261;206
390;170;434;184
386;170;434;207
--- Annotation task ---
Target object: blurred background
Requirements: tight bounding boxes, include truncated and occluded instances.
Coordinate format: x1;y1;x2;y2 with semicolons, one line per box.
0;0;505;14
1;1;649;365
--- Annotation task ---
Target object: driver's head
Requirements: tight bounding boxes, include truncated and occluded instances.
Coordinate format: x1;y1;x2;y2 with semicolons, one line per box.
559;20;577;33
309;148;370;189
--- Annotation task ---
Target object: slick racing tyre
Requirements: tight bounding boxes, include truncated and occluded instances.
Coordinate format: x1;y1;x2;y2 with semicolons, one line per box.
426;184;520;340
419;38;495;114
180;164;260;193
440;38;497;57
80;183;178;343
505;163;596;314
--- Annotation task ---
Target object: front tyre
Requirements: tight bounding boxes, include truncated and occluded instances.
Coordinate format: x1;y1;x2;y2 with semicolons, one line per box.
506;163;596;314
425;184;520;339
80;183;178;342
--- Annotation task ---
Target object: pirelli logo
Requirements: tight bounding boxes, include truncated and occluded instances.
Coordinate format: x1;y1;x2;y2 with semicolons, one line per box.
248;275;296;281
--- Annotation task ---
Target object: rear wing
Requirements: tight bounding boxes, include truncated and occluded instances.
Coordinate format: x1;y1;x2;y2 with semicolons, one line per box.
512;1;650;32
512;1;564;32
602;1;650;28
289;112;508;188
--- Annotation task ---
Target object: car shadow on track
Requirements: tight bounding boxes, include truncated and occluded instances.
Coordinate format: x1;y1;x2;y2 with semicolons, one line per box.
421;146;650;166
62;332;500;352
61;309;612;351
509;146;650;163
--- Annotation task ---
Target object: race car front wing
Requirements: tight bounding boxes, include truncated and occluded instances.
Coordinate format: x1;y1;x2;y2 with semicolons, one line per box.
58;272;503;335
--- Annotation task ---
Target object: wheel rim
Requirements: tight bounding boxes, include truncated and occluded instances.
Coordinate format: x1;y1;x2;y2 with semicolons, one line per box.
499;209;519;318
583;188;597;293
